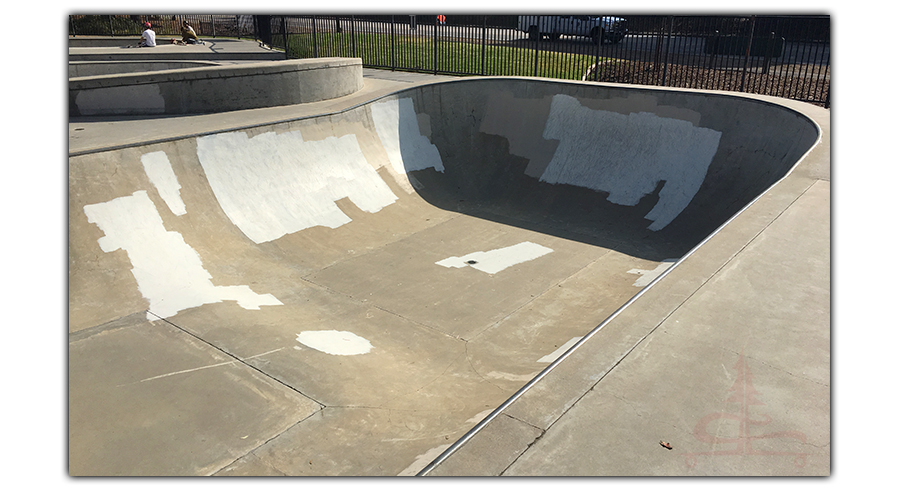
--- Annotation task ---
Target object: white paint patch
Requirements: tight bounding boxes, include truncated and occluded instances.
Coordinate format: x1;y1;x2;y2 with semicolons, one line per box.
371;98;445;178
75;84;165;115
540;94;722;230
436;242;553;275
397;444;451;476
141;151;186;216
83;190;282;320
537;336;583;363
466;409;495;424
627;259;678;287
296;330;373;356
196;130;398;244
485;370;541;382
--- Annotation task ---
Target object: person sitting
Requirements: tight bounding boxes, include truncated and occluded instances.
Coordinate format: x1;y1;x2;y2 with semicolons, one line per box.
138;22;156;47
177;21;203;45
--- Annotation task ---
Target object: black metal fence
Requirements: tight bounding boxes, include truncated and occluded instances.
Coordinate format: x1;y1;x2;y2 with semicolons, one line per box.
263;14;830;106
68;14;830;106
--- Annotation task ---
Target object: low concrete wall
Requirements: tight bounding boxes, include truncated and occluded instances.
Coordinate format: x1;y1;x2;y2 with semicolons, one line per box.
69;58;362;116
69;60;224;78
69;36;140;47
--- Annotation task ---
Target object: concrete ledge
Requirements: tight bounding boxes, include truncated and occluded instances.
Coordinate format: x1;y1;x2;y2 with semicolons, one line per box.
69;36;144;47
69;58;363;116
69;60;225;78
68;37;285;62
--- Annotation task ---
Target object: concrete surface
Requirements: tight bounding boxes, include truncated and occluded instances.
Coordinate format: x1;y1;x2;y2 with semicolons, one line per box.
68;55;829;477
424;111;830;475
68;37;285;61
70;60;226;78
69;58;364;116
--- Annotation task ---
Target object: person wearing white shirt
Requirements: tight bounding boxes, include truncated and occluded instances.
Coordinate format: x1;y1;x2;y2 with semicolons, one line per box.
139;22;156;47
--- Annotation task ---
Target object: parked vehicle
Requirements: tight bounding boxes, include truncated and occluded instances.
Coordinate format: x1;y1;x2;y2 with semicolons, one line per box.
518;15;627;44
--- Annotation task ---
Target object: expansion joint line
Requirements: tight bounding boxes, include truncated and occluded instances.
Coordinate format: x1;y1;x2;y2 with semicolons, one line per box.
147;311;326;407
418;181;816;476
210;407;325;476
497;181;819;474
298;276;460;343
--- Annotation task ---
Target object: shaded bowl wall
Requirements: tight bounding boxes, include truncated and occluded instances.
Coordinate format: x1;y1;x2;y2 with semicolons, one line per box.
379;78;820;256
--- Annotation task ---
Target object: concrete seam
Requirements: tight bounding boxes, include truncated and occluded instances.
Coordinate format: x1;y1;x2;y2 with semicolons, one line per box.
298;275;459;342
419;173;819;476
209;407;325;476
499;180;820;472
147;311;327;407
68;310;151;343
71;64;358;89
462;247;614;344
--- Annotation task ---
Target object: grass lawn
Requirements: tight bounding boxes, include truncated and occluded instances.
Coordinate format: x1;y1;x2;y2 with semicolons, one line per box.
282;33;607;81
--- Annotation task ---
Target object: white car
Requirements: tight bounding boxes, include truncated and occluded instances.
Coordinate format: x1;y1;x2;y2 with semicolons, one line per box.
518;15;627;44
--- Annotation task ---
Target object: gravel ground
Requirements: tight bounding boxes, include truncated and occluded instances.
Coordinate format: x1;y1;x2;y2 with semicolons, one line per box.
591;60;830;107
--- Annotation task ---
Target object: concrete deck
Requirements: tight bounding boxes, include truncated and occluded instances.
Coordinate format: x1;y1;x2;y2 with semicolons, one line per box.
423;107;830;475
68;58;830;477
68;36;285;62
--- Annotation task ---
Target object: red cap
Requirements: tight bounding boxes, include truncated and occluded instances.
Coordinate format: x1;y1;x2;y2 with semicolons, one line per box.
144;22;151;28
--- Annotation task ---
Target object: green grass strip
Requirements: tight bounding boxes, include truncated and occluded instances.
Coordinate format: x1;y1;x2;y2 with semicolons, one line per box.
281;33;606;81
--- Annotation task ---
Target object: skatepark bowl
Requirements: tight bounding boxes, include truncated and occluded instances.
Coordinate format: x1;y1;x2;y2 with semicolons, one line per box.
68;75;822;476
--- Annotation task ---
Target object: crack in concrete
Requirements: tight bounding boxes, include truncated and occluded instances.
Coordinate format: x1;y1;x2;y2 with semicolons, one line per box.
721;347;829;388
211;407;325;476
498;414;546;476
487;181;823;476
149;311;327;407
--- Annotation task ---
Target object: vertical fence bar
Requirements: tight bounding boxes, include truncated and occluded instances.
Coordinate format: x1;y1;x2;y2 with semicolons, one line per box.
351;15;357;58
800;18;819;102
391;15;396;71
740;15;756;93
593;22;601;81
313;15;319;58
280;16;288;57
662;16;673;86
481;16;487;75
533;16;540;77
433;16;438;75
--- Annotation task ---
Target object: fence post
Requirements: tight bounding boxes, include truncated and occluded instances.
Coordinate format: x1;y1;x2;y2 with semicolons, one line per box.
763;31;775;73
211;15;216;38
740;15;756;93
108;15;114;36
281;17;288;58
708;30;719;69
351;15;357;58
313;15;319;58
433;16;438;75
662;15;673;87
481;16;487;76
533;16;540;77
391;15;396;71
593;21;601;81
